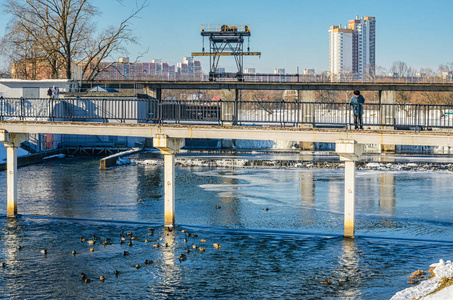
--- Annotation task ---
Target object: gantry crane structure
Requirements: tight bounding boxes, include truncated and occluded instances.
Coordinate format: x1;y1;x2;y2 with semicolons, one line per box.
192;24;261;81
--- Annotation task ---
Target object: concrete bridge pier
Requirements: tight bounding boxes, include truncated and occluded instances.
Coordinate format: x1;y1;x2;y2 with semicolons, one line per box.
379;90;396;153
0;131;28;217
299;91;316;151
335;140;363;237
153;135;185;228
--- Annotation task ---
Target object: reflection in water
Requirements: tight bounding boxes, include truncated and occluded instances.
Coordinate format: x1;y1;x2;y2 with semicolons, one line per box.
335;238;360;299
2;218;24;297
218;175;242;226
379;173;396;216
300;172;315;205
327;176;342;212
298;171;318;227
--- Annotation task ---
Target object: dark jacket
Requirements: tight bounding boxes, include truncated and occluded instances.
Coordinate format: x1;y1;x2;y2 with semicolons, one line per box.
349;95;365;115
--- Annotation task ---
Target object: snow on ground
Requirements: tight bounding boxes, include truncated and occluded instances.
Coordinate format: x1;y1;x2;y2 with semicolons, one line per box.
391;259;453;300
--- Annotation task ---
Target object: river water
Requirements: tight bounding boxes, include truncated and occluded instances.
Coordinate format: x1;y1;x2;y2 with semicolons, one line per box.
1;154;453;299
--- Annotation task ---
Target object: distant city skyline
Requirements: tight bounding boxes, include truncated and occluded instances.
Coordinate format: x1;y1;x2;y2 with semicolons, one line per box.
0;0;452;75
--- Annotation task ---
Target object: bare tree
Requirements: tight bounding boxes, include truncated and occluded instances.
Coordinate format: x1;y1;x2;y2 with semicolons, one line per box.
0;20;49;78
2;0;147;80
390;61;415;79
79;4;147;81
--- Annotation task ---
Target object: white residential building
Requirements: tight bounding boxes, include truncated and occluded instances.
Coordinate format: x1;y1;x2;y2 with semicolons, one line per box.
329;26;354;82
329;16;376;81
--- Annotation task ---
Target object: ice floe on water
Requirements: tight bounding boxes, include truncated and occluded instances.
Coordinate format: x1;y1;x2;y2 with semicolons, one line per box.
43;154;66;160
132;157;453;172
391;259;453;300
116;157;132;166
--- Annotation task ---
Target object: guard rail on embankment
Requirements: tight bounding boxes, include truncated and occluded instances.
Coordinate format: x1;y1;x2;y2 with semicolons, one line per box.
1;97;453;130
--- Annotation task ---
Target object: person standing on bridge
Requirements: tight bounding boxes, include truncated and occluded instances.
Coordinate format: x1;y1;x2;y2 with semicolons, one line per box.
349;90;365;129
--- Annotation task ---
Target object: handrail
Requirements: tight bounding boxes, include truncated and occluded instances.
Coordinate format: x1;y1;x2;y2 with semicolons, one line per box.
1;97;453;129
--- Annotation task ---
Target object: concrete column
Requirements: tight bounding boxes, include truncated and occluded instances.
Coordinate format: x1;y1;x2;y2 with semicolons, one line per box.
343;160;356;237
7;146;18;217
299;91;316;151
300;142;314;151
220;89;236;126
300;90;315;125
153;135;185;228
0;131;28;217
335;140;363;237
164;153;175;227
146;87;162;100
221;101;235;125
379;90;396;153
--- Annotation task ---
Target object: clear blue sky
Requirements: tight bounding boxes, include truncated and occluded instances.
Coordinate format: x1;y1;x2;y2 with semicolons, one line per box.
1;0;452;74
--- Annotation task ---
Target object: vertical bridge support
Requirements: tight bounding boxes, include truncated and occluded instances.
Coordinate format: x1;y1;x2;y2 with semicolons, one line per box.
153;135;185;228
0;131;28;217
335;140;363;237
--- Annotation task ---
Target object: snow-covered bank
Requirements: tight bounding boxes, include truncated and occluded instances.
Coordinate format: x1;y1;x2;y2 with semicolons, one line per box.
391;259;453;299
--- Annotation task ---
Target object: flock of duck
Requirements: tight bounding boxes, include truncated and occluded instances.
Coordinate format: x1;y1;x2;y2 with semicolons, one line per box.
19;226;223;284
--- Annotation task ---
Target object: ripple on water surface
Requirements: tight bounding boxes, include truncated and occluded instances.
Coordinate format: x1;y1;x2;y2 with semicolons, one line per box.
0;216;452;299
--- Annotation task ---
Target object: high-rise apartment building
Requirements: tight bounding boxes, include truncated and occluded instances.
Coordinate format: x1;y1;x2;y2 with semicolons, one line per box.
329;16;375;81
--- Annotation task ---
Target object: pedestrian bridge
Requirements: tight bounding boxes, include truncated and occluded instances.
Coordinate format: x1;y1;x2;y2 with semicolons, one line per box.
1;96;453;238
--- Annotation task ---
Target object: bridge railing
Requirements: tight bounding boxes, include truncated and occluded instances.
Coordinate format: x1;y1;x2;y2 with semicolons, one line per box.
1;97;453;130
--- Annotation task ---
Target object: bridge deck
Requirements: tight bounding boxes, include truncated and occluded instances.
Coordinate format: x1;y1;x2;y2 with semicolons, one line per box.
82;81;453;91
1;121;452;147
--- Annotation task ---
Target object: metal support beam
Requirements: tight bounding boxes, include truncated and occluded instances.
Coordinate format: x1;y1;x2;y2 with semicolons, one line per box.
335;140;363;237
0;131;28;217
234;89;239;125
153;135;185;227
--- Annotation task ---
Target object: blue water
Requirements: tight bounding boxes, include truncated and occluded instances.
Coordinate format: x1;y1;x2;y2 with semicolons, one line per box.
1;156;453;299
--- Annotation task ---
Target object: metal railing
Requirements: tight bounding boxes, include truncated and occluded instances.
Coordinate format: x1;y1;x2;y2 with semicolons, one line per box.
1;97;453;130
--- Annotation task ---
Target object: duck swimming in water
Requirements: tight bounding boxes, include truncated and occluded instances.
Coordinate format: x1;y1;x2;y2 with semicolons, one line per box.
40;249;48;255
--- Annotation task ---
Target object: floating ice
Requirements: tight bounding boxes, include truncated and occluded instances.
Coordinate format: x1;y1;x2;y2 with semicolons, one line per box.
116;157;131;165
43;154;65;160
